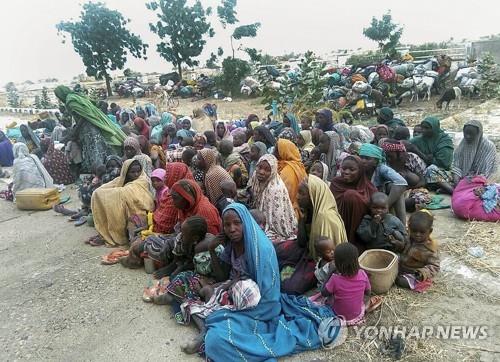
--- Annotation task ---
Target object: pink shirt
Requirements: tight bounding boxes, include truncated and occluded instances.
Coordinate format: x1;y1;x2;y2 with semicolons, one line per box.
325;270;371;321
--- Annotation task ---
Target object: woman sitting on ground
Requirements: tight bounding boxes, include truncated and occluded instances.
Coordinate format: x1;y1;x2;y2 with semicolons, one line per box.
248;154;297;242
309;161;331;186
252;126;276;151
197;148;234;204
203;204;340;361
248;141;267;178
90;159;154;247
215;121;232;143
407;116;454;194
277;175;347;295
274;139;307;216
40;138;75;185
371;124;389;146
451;120;497;184
123;136;153;176
18;124;41;154
297;129;315;162
0;130;14;167
319;131;342;180
120;163;197;269
133;117;150;140
330;155;377;248
12;143;54;198
381;140;426;188
359;143;408;224
218;140;249;188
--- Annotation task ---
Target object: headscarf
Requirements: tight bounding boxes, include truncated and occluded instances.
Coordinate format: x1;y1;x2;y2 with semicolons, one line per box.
54;85;126;147
284;112;300;134
452;120;497;179
370;124;390;143
249;142;268;177
193;133;207;150
12;143;54;196
137;135;151;155
350;125;374;143
133;117;150;139
359;143;386;164
192;108;214;133
40;138;75;185
410;116;454;169
333;123;352;151
307;175;347;259
249;154;297;241
150;144;166;169
124;136;153;176
330;155;377;243
176;129;191;140
278;127;297;143
151;168;168;203
91;159;154;246
150;112;174;144
381;141;406;153
311;161;330;183
198;148;233;204
153;163;194;234
205;202;337;361
18;124;41;149
170;179;221;235
299;130;315;153
0;131;14;167
315;108;334;131
319;130;342;180
276;139;307;215
215;121;233;142
254;126;276;149
378;107;394;122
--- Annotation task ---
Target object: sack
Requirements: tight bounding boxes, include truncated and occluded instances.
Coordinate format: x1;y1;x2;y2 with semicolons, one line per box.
352;81;368;93
376;64;395;82
15;188;60;210
351;74;367;84
318;316;347;349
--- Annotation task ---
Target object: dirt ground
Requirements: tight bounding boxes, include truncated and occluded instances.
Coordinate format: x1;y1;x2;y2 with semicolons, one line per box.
0;97;499;361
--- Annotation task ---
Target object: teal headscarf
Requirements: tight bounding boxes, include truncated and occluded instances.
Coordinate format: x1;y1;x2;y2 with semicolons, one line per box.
150;112;174;143
285;112;300;134
359;143;385;163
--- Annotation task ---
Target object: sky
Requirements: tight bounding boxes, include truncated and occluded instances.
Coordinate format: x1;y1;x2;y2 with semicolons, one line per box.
1;0;499;85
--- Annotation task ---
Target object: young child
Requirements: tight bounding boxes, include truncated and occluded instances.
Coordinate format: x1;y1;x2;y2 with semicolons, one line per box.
314;236;336;288
412;124;423;137
394;210;440;291
356;192;407;251
321;243;371;325
215;180;237;215
249;209;266;231
151;168;168;207
304;146;322;173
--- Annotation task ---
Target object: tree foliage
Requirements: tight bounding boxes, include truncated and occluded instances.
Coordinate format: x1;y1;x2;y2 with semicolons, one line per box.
5;82;20;107
217;57;251;95
34;95;42;109
40;87;53;108
147;0;214;78
259;51;326;113
477;52;500;99
346;50;385;67
244;48;277;65
57;2;148;96
363;11;403;56
215;0;260;58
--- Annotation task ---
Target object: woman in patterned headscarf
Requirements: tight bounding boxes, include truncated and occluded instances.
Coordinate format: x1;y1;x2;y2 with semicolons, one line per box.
249;154;297;242
123;136;153;176
197;148;233;204
40;138;75;185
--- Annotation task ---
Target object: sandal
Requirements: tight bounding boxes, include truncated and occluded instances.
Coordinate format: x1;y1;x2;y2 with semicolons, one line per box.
74;216;87;227
89;237;105;247
85;235;101;245
366;295;383;313
54;204;78;216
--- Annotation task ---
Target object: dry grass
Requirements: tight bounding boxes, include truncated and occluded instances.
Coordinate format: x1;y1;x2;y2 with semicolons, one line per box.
440;221;500;277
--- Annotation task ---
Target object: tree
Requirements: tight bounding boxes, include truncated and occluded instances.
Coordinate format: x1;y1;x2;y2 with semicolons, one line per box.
477;53;500;99
57;2;148;96
363;11;403;57
40;87;53;108
147;0;214;78
34;95;42;109
5;82;20;107
217;0;260;58
217;57;251;95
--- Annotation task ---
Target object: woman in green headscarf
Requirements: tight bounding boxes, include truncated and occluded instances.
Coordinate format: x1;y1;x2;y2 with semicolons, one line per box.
150;112;175;144
409;116;454;194
54;85;126;172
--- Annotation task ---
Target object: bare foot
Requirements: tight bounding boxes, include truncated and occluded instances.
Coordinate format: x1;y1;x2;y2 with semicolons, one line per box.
152;293;173;305
181;334;204;354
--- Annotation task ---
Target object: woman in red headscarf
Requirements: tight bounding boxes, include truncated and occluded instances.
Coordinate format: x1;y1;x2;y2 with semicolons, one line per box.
120;163;195;268
170;179;221;235
133;117;150;139
330;155;377;248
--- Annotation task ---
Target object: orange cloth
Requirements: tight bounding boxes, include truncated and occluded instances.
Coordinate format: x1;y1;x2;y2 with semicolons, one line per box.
276;139;307;216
